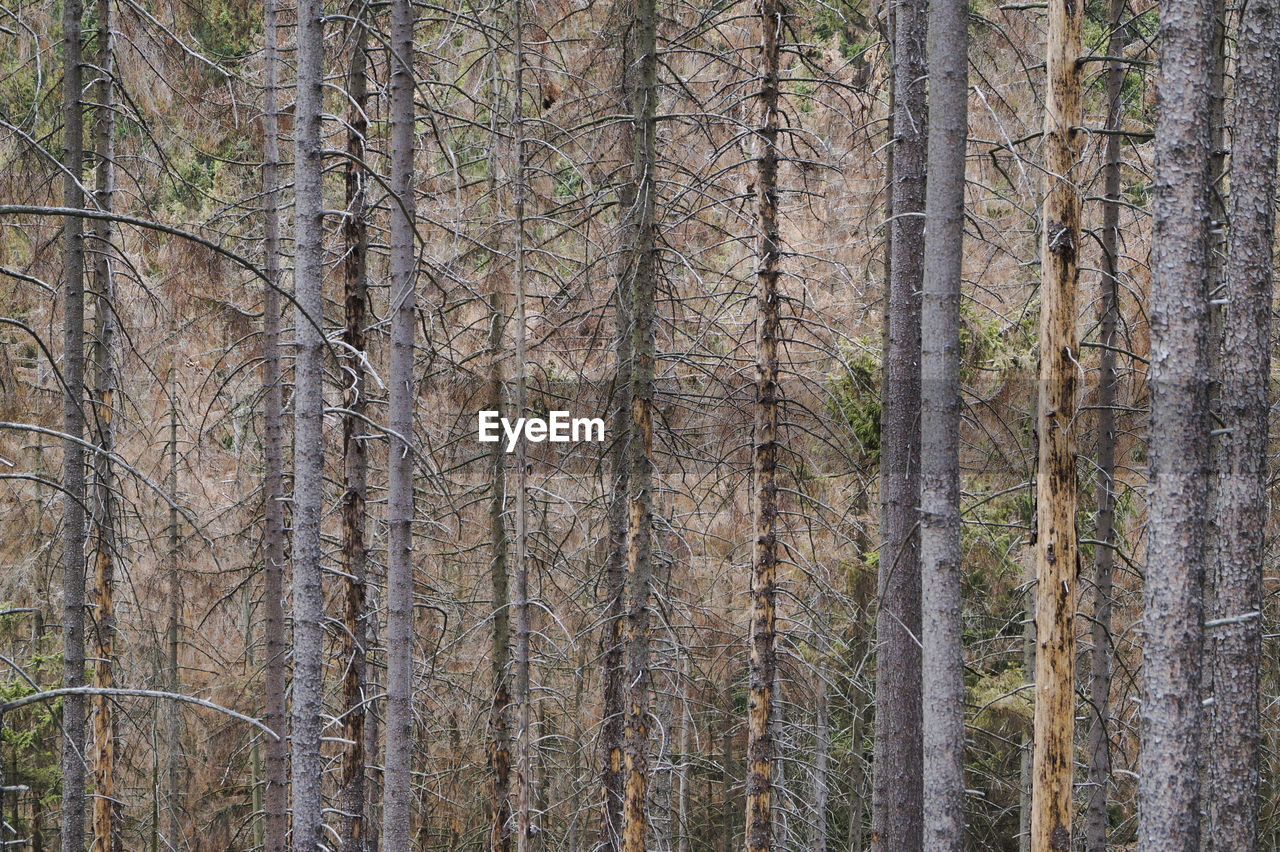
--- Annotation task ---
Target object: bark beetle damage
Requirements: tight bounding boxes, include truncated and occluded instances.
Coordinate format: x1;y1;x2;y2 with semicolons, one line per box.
1047;220;1075;260
1051;821;1070;850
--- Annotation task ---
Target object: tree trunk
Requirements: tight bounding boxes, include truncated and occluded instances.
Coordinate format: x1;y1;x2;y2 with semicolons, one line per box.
381;0;418;844
744;0;781;848
599;27;636;852
487;230;513;852
60;0;88;847
1139;0;1216;844
1205;0;1280;844
872;0;925;843
165;335;181;851
88;1;117;847
1031;0;1082;845
290;0;327;844
511;5;532;848
919;0;967;844
260;0;289;847
339;6;371;848
620;0;659;844
1085;1;1124;847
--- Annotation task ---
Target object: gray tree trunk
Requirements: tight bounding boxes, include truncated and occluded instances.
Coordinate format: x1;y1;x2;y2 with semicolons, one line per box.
487;220;513;852
1138;0;1216;844
60;0;88;847
1205;0;1280;845
260;0;288;847
872;0;925;843
918;0;967;844
165;335;181;851
1085;1;1125;847
381;0;418;845
290;0;327;845
511;6;532;848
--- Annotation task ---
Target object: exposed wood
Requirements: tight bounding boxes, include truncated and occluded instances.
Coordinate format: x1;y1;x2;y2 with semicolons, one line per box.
621;0;659;841
88;0;117;846
1030;0;1082;842
743;0;782;846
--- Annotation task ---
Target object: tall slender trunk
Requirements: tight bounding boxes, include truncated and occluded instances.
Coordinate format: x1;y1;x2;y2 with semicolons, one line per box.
88;1;117;848
260;0;288;847
511;5;532;847
918;0;967;844
247;595;264;852
1138;0;1215;844
339;6;371;848
599;28;636;852
810;602;829;852
165;334;181;851
1205;0;1280;845
1019;580;1033;852
872;0;925;843
1031;0;1082;846
620;0;659;842
1085;2;1124;848
290;0;327;844
487;241;513;852
744;0;781;847
60;0;88;847
381;0;418;843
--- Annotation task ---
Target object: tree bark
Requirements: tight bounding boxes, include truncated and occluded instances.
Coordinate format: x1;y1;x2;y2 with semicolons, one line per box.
1085;1;1124;847
165;333;181;851
1139;0;1216;843
599;25;636;852
260;0;288;847
1031;0;1082;845
511;6;532;848
88;1;117;847
381;0;418;844
1205;0;1280;844
61;0;88;847
621;0;659;842
487;230;513;852
290;0;327;844
918;0;967;844
744;0;782;848
339;6;371;848
872;0;925;843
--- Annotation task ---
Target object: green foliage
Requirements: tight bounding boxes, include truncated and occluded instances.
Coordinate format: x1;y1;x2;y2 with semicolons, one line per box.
808;0;876;62
0;653;63;815
826;340;881;461
192;0;260;62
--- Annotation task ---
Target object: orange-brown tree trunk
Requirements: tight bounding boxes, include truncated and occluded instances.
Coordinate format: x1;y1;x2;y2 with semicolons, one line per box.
89;0;117;848
744;0;781;847
1031;0;1081;845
